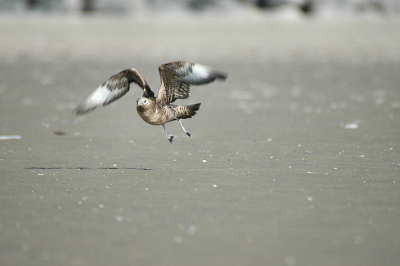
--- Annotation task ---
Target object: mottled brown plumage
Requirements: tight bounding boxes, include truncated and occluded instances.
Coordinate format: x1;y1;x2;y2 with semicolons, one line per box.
75;61;227;143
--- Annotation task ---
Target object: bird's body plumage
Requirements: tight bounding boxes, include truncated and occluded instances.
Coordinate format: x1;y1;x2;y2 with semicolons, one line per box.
75;61;227;143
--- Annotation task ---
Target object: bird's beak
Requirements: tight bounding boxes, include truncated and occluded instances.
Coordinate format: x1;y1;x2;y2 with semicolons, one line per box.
137;101;142;106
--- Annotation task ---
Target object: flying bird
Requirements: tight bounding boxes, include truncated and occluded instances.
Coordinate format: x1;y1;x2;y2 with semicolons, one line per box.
75;61;227;143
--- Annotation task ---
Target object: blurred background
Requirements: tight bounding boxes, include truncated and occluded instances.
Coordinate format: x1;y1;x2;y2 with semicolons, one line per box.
0;0;400;18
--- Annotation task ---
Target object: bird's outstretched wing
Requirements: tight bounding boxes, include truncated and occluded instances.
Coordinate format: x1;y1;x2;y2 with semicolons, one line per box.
75;68;154;116
157;61;227;105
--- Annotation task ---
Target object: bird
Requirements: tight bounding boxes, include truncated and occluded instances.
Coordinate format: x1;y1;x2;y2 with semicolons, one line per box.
74;61;227;143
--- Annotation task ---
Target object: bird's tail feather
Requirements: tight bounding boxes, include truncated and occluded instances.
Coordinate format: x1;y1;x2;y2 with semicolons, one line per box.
186;103;201;114
177;103;201;119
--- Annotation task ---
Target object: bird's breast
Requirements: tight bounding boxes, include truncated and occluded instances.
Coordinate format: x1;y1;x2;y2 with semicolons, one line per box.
137;105;171;125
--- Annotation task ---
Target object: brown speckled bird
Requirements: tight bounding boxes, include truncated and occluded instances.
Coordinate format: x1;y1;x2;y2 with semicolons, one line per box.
75;61;227;143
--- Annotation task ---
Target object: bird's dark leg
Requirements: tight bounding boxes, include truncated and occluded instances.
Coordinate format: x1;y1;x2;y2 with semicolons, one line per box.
162;124;174;144
178;119;191;137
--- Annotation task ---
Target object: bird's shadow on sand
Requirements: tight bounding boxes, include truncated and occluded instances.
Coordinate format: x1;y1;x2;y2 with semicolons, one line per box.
25;167;152;170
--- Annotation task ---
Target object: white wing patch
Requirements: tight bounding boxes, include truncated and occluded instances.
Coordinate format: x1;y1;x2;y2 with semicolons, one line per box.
181;64;226;85
75;83;127;115
90;85;111;105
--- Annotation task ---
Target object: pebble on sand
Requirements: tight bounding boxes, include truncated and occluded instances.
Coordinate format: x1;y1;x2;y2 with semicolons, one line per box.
344;123;359;129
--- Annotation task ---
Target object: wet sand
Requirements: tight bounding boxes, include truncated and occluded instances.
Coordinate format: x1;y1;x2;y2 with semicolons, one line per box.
0;18;399;266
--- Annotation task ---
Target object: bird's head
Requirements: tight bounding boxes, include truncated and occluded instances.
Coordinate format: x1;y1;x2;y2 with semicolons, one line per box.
137;97;151;110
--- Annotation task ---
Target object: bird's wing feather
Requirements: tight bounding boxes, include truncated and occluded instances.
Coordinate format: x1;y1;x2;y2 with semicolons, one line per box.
157;61;227;105
75;68;153;116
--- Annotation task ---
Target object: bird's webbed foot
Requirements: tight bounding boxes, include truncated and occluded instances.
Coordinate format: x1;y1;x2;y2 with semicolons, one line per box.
166;134;174;144
163;124;174;144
